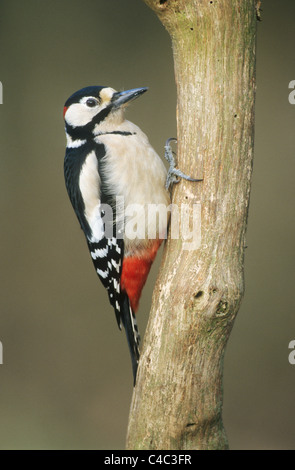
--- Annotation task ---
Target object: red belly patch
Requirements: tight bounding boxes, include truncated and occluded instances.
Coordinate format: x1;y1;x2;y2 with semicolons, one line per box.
120;240;162;313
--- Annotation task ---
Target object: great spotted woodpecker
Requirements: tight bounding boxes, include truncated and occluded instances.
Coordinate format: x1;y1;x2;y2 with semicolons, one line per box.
63;86;171;383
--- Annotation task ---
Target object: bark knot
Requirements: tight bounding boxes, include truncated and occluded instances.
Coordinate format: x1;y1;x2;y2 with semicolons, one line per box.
216;300;229;316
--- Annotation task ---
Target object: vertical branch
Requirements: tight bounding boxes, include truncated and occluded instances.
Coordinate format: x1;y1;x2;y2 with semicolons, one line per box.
127;0;257;450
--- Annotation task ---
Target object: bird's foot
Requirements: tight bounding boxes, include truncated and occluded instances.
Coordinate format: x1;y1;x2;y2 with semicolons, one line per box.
164;138;203;190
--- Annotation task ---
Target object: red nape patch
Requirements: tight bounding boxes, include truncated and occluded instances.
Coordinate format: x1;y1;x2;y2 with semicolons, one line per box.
63;106;68;118
120;240;162;313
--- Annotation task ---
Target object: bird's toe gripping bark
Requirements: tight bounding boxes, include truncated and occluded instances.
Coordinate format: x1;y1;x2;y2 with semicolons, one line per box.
164;137;203;190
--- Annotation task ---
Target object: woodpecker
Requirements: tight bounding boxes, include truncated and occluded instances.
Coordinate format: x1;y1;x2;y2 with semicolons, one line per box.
63;85;171;383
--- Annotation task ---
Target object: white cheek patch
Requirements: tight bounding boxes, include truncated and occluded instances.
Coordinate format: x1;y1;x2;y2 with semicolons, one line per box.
65;90;116;128
65;102;99;127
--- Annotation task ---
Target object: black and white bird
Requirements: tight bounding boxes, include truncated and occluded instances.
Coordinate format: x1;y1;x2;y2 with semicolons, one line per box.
63;86;171;383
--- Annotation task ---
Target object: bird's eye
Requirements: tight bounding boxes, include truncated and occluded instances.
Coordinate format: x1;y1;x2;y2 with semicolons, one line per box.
86;98;97;108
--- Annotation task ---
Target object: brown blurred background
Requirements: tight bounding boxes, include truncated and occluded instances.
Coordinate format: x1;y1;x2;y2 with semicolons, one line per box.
0;0;294;450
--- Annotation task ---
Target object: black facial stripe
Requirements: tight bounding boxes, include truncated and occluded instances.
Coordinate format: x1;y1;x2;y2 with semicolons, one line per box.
65;105;113;141
96;131;136;137
92;105;112;126
65;120;94;141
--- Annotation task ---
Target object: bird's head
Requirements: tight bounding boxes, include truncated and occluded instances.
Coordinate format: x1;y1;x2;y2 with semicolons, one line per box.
63;86;148;140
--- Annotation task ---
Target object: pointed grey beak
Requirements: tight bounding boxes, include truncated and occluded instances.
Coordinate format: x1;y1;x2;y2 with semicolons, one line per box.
111;87;148;109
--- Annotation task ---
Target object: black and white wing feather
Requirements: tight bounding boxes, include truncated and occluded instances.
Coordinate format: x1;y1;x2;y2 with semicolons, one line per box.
87;233;140;383
87;236;124;328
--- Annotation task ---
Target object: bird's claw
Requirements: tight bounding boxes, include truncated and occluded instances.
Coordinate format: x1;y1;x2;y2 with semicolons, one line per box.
164;138;203;190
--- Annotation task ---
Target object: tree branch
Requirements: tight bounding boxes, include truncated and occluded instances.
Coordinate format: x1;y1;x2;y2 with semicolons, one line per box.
127;0;257;450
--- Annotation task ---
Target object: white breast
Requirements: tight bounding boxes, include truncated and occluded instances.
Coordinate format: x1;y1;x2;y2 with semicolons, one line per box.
95;121;170;251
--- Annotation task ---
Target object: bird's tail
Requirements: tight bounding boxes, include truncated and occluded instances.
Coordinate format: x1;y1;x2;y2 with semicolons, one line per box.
120;294;140;385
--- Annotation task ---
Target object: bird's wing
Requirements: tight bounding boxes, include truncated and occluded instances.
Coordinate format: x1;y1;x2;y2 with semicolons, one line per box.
87;236;124;328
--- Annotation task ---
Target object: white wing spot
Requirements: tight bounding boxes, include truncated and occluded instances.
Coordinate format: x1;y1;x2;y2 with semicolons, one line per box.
96;268;108;279
91;246;108;259
111;259;121;273
113;278;120;293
